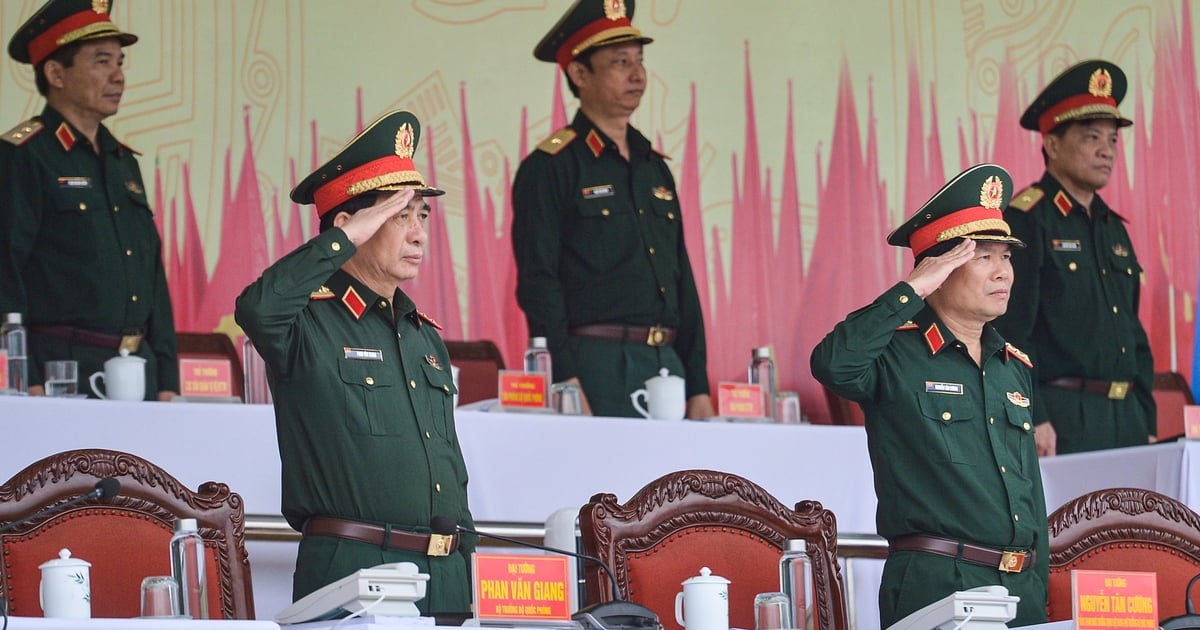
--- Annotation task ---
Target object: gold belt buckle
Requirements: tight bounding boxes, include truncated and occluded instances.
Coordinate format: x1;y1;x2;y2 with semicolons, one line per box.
426;533;454;557
999;550;1027;573
119;334;144;353
1107;381;1130;400
646;325;667;347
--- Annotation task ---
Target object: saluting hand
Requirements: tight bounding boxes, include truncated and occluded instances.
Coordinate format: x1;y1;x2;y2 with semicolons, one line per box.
904;239;976;298
337;188;418;246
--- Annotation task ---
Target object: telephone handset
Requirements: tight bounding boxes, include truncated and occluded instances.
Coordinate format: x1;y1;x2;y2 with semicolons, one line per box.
276;562;430;625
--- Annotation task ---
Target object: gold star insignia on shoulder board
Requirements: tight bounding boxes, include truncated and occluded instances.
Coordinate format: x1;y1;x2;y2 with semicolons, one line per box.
310;286;335;300
1;119;42;146
536;128;576;155
895;320;919;331
1007;186;1043;212
1005;342;1033;368
416;310;443;330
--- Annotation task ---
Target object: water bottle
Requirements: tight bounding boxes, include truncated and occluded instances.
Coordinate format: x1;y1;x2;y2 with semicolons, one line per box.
2;313;28;394
170;518;209;619
749;346;776;420
523;336;552;376
779;538;814;630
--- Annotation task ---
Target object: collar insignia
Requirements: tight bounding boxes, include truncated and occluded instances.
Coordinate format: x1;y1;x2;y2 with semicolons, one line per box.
923;323;946;355
585;129;604;158
55;123;76;152
1005;342;1033;368
1053;190;1072;217
310;285;335;300
652;186;675;201
1007;391;1032;407
425;354;443;370
341;286;367;320
416;310;443;330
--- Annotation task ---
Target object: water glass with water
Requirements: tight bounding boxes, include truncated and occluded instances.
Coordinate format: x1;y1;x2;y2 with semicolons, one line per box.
44;360;79;397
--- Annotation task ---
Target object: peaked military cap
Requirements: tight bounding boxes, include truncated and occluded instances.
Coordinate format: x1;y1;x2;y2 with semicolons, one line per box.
8;0;138;66
534;0;653;70
888;163;1025;258
291;110;444;218
1021;60;1132;134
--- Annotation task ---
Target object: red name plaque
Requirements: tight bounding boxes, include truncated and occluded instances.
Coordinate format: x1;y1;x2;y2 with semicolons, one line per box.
1186;405;1200;440
717;382;764;417
179;358;233;398
473;553;571;622
498;370;547;409
1072;569;1158;630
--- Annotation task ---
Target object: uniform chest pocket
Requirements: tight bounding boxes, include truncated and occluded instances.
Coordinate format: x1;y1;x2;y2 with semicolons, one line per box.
1002;402;1035;474
49;189;103;250
421;362;458;441
568;196;637;272
338;359;399;436
919;393;989;465
1106;250;1142;306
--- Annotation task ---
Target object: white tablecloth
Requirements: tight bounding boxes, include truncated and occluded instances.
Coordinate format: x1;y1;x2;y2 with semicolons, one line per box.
2;618;278;629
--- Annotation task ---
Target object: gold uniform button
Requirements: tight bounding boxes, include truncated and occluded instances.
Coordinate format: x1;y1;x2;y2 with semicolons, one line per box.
659;286;666;294
1068;262;1077;271
1023;422;1031;431
331;241;342;252
435;483;442;492
667;212;675;220
365;376;375;385
1000;466;1007;473
1013;514;1020;522
1101;268;1107;275
443;384;450;392
1112;305;1119;314
899;295;909;304
131;295;139;302
113;205;120;212
425;431;431;439
638;208;645;215
1126;268;1133;276
125;249;133;256
79;202;87;211
989;417;995;425
379;301;388;309
1121;346;1127;354
648;247;656;255
941;411;951;421
409;380;417;389
601;209;610;216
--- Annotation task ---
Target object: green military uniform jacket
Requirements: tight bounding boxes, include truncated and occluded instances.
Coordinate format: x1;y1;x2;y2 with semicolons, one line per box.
0;106;177;396
811;282;1048;627
235;228;477;613
511;111;709;417
995;172;1155;453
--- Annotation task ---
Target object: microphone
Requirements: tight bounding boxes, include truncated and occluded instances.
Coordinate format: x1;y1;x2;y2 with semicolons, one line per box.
431;516;658;630
0;477;122;534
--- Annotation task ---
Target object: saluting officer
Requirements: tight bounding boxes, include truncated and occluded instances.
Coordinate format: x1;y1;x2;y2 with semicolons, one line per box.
0;0;178;399
812;164;1049;628
994;60;1155;455
512;0;714;419
236;111;476;614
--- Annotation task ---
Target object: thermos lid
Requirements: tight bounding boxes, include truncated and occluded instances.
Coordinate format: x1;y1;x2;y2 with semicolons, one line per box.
174;517;199;533
39;548;91;569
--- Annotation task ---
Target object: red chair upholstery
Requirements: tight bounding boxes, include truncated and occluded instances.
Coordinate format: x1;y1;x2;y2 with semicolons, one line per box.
0;449;254;619
1047;487;1200;621
579;469;848;630
176;331;245;401
445;339;506;405
1154;372;1196;440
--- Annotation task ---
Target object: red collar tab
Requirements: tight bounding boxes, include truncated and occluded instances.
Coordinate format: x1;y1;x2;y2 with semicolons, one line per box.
924;323;946;355
55;122;76;152
341;286;368;320
1053;191;1073;217
585;129;605;158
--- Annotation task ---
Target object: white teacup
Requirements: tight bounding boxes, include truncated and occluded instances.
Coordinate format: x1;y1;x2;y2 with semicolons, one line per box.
629;368;685;420
39;548;91;619
89;349;146;401
675;567;729;630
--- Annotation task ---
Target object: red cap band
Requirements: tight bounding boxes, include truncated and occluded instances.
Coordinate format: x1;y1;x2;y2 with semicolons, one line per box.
28;10;119;66
555;16;634;69
1037;93;1119;134
312;154;414;217
909;206;1003;257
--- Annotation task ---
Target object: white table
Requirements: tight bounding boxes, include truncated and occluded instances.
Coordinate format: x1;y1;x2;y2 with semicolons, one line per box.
2;618;278;629
3;396;1198;629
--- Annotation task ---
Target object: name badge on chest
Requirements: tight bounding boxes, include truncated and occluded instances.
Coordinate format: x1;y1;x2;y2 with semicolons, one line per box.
344;347;383;361
582;184;614;199
926;381;964;395
57;176;91;189
1052;239;1082;252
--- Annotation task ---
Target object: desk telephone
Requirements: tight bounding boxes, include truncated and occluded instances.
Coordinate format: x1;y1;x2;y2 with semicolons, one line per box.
276;562;430;625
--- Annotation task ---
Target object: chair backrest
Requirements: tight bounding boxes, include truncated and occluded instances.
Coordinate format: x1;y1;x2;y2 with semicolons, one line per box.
1047;487;1200;622
823;387;864;426
1154;372;1196;440
579;469;848;630
176;332;245;400
445;339;506;405
0;449;254;619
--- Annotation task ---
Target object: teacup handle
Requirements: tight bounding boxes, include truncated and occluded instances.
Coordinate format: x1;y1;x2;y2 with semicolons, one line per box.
629;389;651;419
675;591;685;628
88;372;108;399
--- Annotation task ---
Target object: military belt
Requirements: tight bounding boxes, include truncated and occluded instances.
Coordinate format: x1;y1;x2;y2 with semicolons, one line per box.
1045;377;1131;400
889;534;1034;573
30;324;144;353
303;516;458;556
569;324;676;347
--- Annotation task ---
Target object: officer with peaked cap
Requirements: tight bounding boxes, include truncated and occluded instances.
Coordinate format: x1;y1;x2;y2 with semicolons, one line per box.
994;60;1155;455
813;164;1049;628
512;0;714;419
236;111;476;614
0;0;178;400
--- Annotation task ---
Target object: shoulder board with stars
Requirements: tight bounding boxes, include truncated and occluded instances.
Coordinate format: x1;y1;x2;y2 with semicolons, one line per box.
895;320;919;331
1007;186;1043;212
1;119;43;146
310;285;335;300
536;128;576;155
1005;342;1033;368
416;310;443;330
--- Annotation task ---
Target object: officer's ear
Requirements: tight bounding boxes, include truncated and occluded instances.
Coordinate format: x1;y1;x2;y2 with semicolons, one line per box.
41;60;66;90
566;59;591;91
331;211;355;229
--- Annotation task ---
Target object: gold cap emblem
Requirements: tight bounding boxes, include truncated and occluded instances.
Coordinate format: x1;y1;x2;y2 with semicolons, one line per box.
980;175;1004;210
395;123;415;159
92;0;110;14
1088;68;1113;98
604;0;627;20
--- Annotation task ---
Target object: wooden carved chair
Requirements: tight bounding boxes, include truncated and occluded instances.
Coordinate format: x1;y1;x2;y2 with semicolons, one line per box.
0;448;254;619
444;339;506;405
1047;487;1200;621
579;469;848;630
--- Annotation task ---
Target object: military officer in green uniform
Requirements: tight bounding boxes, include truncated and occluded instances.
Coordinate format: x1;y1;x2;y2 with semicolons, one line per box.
0;0;178;400
512;0;714;419
994;60;1155;455
236;111;476;613
812;164;1048;627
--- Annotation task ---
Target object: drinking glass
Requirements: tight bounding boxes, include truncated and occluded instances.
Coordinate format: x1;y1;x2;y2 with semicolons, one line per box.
754;591;792;630
44;360;78;397
140;575;182;618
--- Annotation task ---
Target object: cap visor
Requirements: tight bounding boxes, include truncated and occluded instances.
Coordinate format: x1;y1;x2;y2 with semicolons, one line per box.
968;233;1026;249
